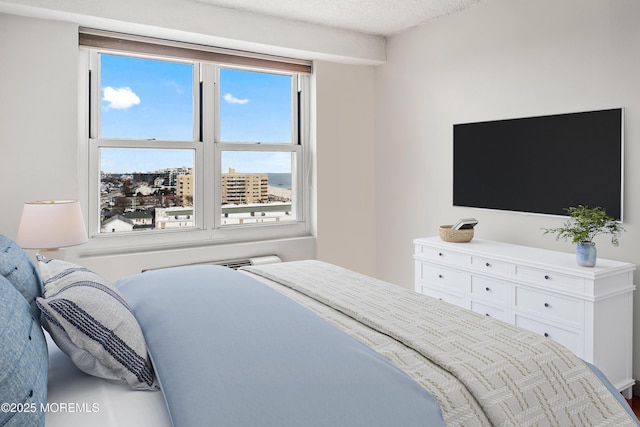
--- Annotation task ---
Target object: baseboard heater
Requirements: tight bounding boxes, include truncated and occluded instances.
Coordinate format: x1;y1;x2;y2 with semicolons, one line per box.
212;255;282;270
143;255;281;272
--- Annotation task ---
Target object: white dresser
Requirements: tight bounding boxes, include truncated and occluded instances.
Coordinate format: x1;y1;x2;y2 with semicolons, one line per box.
414;237;636;397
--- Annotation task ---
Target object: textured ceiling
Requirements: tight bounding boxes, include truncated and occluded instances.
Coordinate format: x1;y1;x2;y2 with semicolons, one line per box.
194;0;483;36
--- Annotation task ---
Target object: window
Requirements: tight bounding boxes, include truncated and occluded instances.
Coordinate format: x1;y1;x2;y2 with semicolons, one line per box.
217;68;300;226
82;32;310;246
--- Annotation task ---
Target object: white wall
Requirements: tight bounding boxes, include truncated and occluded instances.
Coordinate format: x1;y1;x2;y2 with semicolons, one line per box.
0;10;376;280
315;61;377;276
374;0;640;381
0;14;80;230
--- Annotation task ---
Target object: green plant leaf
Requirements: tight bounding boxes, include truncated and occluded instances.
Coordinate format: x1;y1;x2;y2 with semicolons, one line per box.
542;205;624;246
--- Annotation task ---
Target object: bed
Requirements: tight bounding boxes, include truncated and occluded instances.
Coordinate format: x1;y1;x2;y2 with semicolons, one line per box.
0;234;638;427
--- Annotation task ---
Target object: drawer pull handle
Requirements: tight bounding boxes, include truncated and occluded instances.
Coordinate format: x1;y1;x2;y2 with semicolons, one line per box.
485;262;491;267
485;287;491;292
544;333;549;338
438;274;443;279
544;275;550;280
485;313;490;317
544;303;550;308
438;252;443;257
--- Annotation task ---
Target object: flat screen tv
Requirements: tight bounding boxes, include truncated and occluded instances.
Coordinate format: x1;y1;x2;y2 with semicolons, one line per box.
453;108;623;220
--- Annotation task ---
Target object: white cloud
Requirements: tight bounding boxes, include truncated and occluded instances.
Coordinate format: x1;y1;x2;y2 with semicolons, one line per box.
102;86;141;110
224;93;249;105
165;81;184;95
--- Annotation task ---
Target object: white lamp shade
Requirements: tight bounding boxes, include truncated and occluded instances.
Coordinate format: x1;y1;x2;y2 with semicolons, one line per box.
16;200;88;250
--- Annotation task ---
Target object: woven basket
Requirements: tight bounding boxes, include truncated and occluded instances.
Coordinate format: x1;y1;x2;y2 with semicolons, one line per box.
439;225;474;243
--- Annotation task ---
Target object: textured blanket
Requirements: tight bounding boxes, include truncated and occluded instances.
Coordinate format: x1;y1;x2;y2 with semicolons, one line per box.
243;260;637;427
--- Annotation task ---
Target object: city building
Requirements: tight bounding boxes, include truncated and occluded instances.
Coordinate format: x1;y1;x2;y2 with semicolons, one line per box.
222;168;268;204
101;215;134;233
123;211;154;228
155;207;194;230
177;174;194;206
161;167;192;187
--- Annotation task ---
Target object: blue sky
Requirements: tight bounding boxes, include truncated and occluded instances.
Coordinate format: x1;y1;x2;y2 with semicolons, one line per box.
100;54;292;174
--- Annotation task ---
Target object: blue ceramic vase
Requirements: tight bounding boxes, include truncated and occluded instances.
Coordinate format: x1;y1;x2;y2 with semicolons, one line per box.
576;242;597;267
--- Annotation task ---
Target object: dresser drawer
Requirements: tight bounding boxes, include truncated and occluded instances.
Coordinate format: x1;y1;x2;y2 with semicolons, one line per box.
419;285;465;307
470;276;510;305
515;315;583;357
470;300;508;322
514;265;585;293
514;286;584;326
416;245;471;267
419;263;468;294
470;256;513;277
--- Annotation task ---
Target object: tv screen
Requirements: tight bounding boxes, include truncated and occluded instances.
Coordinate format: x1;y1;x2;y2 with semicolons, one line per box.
453;108;623;220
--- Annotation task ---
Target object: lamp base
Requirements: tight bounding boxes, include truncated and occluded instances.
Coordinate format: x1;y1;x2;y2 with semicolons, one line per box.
38;248;67;261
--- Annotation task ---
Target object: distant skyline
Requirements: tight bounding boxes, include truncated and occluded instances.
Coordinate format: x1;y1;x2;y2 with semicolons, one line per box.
100;148;193;174
99;54;293;174
101;148;292;175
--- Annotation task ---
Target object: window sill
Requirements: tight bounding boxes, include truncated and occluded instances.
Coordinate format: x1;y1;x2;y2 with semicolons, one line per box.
79;222;311;258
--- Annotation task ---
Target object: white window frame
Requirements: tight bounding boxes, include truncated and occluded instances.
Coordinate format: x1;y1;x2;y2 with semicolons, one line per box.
79;42;311;253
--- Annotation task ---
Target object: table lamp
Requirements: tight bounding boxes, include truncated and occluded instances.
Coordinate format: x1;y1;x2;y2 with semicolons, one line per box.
16;200;88;258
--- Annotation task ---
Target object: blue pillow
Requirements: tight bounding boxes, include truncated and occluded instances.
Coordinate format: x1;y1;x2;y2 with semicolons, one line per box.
0;276;48;427
0;234;42;318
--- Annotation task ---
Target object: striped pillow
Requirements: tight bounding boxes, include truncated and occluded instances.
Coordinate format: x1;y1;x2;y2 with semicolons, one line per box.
36;256;157;390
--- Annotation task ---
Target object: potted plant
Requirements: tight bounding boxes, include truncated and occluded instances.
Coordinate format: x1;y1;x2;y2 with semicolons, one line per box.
543;205;624;267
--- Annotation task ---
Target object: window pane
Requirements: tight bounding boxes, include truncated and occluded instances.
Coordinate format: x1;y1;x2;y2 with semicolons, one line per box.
100;54;194;141
100;148;195;233
221;151;295;225
219;68;292;143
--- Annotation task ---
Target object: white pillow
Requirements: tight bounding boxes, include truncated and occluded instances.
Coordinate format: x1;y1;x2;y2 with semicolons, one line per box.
36;256;157;390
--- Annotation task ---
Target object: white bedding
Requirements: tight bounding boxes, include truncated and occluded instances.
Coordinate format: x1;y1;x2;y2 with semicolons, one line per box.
45;332;171;427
